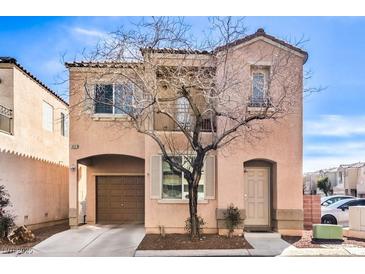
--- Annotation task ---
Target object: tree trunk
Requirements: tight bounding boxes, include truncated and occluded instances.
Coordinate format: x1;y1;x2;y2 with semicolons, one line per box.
188;180;199;239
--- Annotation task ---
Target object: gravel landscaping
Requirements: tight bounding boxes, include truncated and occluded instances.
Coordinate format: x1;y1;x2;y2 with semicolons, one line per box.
282;230;365;248
0;223;69;254
137;234;253;250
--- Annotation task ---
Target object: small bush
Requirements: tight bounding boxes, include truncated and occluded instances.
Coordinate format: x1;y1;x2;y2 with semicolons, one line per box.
317;177;331;196
224;203;242;237
184;216;206;237
0;185;16;239
0;214;15;238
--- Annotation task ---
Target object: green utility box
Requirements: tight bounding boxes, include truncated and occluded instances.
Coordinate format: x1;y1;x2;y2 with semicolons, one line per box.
312;224;343;241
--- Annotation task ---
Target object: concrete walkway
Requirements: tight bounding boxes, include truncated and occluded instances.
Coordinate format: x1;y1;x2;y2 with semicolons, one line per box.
25;224;145;257
244;232;291;256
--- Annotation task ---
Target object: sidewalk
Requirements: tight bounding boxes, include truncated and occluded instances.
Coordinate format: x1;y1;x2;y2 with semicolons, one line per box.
280;245;365;256
135;232;365;257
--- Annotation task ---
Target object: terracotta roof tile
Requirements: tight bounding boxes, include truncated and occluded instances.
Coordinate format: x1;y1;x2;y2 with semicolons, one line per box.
0;57;68;106
141;48;211;55
65;61;142;68
66;29;308;67
214;28;308;63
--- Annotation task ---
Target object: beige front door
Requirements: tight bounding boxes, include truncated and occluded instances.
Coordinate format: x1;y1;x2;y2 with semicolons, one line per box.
244;167;270;227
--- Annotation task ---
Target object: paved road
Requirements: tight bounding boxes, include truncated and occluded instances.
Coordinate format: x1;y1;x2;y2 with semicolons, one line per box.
26;224;145;257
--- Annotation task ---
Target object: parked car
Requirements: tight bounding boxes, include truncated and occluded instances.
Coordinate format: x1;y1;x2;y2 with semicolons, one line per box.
321;198;365;226
321;195;353;207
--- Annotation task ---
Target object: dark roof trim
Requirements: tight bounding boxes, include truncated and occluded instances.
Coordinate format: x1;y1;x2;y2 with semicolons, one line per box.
0;57;68;106
141;47;212;55
215;28;308;63
65;61;143;68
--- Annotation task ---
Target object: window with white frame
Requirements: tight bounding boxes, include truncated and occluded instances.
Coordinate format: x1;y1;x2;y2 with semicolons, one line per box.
60;112;68;137
42;101;53;132
176;97;191;127
94;83;134;115
162;156;205;200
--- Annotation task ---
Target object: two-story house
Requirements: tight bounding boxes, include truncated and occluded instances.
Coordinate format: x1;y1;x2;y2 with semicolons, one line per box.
304;167;338;195
333;162;365;196
0;57;69;229
67;29;307;236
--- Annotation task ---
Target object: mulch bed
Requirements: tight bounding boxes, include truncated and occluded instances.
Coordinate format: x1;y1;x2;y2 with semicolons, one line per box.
282;230;365;248
137;234;253;250
0;223;69;254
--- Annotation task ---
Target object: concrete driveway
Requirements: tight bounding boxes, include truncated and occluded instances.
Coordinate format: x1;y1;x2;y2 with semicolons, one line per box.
27;224;145;257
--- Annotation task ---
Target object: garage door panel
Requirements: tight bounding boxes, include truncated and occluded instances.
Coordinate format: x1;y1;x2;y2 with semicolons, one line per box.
96;176;145;224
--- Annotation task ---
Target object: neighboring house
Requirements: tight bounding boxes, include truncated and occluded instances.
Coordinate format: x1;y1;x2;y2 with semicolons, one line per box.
303;171;320;195
333;162;365;196
357;165;365;198
0;57;69;229
306;162;365;197
333;164;347;195
67;29;306;235
303;167;337;195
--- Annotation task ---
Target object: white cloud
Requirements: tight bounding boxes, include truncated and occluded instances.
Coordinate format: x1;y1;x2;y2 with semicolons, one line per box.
304;155;365;173
72;27;106;38
304;114;365;172
306;141;365;156
304;140;365;172
305;115;365;137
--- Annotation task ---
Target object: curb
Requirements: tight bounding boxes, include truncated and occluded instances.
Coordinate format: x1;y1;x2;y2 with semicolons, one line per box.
134;249;284;257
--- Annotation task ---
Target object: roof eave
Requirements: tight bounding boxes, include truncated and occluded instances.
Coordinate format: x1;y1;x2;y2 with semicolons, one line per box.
0;57;68;106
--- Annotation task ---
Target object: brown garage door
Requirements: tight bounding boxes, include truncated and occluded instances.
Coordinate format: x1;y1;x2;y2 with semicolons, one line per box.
96;176;144;224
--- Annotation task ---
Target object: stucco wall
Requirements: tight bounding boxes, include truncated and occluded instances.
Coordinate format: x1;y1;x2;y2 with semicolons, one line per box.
345;168;358;191
215;39;304;233
0;64;69;228
81;155;145;224
0;65;68;165
144;136;218;234
357;166;365;195
68;37;304;234
0;150;68;227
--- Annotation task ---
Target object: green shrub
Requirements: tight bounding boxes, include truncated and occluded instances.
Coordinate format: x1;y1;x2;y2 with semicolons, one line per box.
224;203;242;237
317;177;331;196
0;214;15;238
184;216;206;237
0;185;15;239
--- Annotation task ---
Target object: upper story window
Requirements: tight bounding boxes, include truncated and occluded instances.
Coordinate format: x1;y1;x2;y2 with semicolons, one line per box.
249;67;271;108
94;83;134;115
42;101;53;132
252;72;265;101
176;97;191;128
162;155;205;200
60;112;68;137
0;104;13;135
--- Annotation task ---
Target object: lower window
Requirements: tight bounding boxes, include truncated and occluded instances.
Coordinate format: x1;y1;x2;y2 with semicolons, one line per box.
162;156;205;200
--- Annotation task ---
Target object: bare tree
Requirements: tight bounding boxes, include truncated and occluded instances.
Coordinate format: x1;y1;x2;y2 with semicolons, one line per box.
67;16;309;239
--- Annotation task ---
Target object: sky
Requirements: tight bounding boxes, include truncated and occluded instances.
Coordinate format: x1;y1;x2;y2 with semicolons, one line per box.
1;16;365;172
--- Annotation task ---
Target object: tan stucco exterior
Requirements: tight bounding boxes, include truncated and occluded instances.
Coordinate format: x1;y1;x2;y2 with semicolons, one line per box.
68;32;305;235
0;61;69;227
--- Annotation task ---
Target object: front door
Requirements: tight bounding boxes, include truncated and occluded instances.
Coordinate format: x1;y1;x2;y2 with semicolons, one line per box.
244;167;270;228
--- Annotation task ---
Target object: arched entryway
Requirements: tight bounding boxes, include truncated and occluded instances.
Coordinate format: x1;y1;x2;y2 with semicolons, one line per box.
77;154;145;225
243;159;276;231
